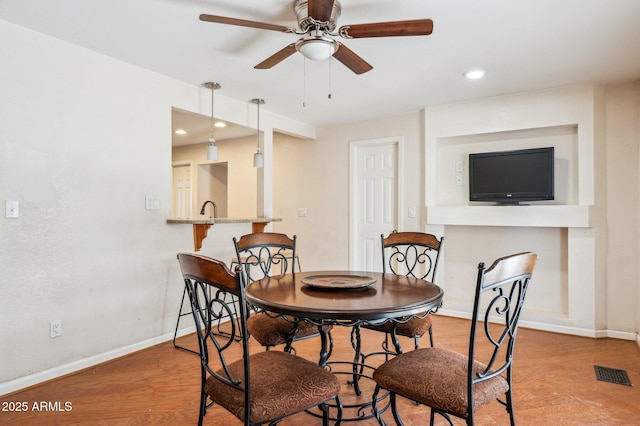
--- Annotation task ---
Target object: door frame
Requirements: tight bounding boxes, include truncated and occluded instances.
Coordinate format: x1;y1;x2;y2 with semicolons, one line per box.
172;160;194;219
348;136;404;269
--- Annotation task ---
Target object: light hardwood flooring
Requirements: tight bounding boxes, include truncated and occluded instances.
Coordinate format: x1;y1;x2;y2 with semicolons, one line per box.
1;315;639;425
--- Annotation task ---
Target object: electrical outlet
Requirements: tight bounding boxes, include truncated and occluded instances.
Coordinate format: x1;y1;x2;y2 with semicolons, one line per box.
297;207;308;217
6;201;19;218
50;320;62;338
456;174;464;187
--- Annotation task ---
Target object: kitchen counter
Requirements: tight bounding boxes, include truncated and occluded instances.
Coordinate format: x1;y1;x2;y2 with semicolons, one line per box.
167;218;282;251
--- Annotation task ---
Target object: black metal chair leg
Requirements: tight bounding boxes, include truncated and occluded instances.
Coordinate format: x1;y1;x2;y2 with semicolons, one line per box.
372;385;387;426
348;326;364;395
390;326;403;355
173;286;199;355
390;392;404;426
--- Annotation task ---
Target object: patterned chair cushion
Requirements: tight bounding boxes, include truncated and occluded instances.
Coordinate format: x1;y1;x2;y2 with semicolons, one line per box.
247;314;323;347
365;314;432;338
373;347;509;417
205;350;340;424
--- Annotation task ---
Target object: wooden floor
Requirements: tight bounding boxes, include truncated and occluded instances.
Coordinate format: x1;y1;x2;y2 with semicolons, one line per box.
2;315;639;425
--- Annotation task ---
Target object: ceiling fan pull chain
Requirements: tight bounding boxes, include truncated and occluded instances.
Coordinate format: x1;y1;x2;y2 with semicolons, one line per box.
302;57;307;108
328;56;332;100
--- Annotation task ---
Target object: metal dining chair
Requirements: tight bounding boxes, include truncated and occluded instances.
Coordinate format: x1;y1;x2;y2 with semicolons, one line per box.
365;231;444;354
177;253;342;426
233;232;322;351
372;252;538;426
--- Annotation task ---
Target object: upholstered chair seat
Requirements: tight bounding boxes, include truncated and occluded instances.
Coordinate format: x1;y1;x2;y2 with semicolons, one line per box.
364;315;432;340
206;350;341;424
247;315;325;347
373;347;508;417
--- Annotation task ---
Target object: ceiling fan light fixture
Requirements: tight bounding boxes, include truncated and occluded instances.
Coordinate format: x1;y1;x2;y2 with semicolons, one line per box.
296;37;337;61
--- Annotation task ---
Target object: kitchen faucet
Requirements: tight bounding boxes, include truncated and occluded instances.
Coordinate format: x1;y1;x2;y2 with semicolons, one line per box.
200;200;217;219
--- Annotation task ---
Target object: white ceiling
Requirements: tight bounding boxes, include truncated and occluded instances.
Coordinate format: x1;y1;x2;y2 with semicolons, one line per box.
2;0;640;138
171;108;256;146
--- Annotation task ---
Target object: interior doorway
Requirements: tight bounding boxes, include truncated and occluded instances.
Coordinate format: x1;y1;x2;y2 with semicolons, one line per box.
349;137;403;270
172;163;191;219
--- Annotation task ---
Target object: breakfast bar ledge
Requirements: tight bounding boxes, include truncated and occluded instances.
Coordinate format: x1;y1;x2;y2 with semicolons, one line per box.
166;218;282;251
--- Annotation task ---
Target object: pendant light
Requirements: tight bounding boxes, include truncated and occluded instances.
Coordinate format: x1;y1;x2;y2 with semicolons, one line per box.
203;82;221;161
251;98;265;168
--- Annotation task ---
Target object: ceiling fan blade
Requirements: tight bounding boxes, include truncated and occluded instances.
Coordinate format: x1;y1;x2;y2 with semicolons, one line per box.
199;14;293;33
254;44;297;69
308;0;335;22
333;43;373;75
339;19;433;38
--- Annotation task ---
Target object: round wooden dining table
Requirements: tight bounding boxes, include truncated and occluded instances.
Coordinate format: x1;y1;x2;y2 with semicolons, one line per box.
244;270;444;423
244;270;443;324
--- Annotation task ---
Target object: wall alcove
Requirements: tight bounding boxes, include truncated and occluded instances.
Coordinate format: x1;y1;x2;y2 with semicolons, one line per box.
424;84;606;337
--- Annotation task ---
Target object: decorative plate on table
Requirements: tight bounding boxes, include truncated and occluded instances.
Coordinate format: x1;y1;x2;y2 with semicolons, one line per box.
301;275;376;289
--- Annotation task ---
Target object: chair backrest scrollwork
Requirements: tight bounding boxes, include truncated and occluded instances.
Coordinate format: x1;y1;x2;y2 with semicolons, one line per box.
381;231;443;281
233;232;297;283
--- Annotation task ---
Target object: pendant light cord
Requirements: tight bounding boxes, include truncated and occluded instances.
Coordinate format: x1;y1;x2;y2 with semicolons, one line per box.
256;100;260;152
210;85;215;141
203;82;220;143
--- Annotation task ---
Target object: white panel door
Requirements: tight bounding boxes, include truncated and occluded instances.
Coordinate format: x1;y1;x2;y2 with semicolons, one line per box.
172;164;192;219
350;141;399;271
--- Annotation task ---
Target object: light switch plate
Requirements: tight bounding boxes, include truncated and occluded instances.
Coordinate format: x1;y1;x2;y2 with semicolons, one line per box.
6;201;19;218
145;195;160;210
297;207;308;217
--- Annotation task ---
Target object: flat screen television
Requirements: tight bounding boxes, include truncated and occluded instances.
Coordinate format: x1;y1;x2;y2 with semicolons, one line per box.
469;147;554;204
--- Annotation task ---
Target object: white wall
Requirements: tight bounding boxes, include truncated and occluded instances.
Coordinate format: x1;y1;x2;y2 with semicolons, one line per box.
0;20;190;391
271;113;424;271
604;82;640;336
0;19;310;394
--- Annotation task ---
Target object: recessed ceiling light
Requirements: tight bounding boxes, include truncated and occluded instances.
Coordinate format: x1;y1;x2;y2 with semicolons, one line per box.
175;129;187;135
214;121;227;128
463;69;487;80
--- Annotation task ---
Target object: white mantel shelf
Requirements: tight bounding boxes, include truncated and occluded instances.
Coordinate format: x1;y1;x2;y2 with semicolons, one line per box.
426;205;592;228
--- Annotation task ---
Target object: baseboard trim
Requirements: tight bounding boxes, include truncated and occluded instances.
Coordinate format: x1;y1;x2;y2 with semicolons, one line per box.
0;326;196;397
436;309;637;341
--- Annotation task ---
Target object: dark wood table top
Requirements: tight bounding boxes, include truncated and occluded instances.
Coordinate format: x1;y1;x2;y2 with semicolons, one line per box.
244;270;444;323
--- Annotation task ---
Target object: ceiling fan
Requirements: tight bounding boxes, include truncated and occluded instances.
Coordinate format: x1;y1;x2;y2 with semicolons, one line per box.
200;0;433;75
